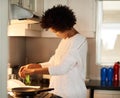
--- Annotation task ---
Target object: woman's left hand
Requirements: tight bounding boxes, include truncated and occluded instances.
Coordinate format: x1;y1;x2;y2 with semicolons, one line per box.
18;65;26;78
26;63;42;69
21;68;35;78
18;63;42;78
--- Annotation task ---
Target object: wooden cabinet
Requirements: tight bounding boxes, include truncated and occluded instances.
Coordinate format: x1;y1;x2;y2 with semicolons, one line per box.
41;0;96;38
10;0;44;16
94;93;113;98
8;20;42;37
9;0;96;37
44;0;68;11
40;0;68;38
94;90;120;98
9;0;44;37
113;95;120;98
68;0;96;38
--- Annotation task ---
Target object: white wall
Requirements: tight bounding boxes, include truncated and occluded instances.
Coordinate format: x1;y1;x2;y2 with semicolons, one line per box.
0;0;9;98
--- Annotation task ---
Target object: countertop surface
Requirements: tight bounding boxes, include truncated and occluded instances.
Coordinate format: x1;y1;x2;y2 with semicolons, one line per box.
86;80;120;90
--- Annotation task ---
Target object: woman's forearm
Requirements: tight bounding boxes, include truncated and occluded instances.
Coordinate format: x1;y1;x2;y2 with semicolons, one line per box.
33;67;50;75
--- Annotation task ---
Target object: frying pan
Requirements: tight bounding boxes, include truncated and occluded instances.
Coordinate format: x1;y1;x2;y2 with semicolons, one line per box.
12;87;54;97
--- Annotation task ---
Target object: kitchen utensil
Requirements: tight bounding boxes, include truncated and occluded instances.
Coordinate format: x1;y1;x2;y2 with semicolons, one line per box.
12;87;54;97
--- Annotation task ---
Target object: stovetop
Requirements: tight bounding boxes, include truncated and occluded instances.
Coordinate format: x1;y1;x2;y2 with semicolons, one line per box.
8;92;51;98
8;92;61;98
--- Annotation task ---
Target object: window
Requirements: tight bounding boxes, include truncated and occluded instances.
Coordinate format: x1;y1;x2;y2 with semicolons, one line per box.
96;1;120;66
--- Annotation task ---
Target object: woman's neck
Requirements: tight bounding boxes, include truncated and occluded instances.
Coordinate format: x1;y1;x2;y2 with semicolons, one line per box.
66;28;78;38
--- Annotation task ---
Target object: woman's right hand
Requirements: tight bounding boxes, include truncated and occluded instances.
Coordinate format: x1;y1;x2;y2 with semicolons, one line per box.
18;63;42;78
26;63;42;69
18;65;26;78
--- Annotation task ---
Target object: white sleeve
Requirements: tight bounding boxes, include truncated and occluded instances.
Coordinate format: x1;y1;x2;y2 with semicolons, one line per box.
40;55;55;68
48;37;87;76
48;49;78;75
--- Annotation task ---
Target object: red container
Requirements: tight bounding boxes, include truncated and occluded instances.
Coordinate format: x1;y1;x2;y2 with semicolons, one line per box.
113;62;119;81
119;64;120;80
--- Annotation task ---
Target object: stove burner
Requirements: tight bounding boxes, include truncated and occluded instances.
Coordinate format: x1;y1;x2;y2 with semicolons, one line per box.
14;96;34;98
9;92;52;98
8;92;62;98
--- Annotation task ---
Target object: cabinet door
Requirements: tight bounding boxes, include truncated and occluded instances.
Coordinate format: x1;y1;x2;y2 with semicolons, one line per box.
8;20;42;37
22;0;32;10
113;95;120;98
34;0;44;16
94;91;120;98
94;93;113;98
44;0;68;12
42;0;96;38
11;0;44;16
68;0;96;37
44;0;96;33
11;0;19;4
41;0;68;37
99;94;120;98
22;0;44;16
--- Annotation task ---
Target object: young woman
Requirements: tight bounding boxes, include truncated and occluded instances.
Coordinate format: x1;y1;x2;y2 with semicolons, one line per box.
19;5;88;98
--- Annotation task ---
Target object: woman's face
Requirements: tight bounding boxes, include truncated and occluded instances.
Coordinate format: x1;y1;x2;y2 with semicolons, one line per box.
49;28;68;39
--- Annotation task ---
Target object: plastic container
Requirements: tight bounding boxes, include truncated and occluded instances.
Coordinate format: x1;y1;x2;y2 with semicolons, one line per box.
107;67;113;81
119;65;120;81
113;62;119;81
100;67;108;81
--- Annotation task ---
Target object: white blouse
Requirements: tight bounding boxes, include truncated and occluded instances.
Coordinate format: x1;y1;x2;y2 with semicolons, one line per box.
41;34;88;98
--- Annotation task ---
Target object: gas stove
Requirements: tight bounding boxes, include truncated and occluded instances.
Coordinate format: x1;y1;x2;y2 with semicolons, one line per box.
8;92;51;98
8;92;62;98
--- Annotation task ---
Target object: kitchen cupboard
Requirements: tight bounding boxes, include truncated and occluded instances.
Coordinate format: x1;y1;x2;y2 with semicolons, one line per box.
10;0;44;16
9;0;44;37
44;0;68;12
8;20;42;37
68;0;96;38
94;90;120;98
9;0;96;37
40;0;68;38
42;0;96;38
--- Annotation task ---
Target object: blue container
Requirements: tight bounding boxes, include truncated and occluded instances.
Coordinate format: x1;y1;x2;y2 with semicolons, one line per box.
107;67;113;81
100;67;108;81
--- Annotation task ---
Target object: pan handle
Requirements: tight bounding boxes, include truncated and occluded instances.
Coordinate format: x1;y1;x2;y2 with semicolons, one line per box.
36;88;54;94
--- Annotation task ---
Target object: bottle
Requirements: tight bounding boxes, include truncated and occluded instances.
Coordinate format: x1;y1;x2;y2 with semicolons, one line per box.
107;67;113;81
113;62;119;81
100;67;108;81
119;64;120;81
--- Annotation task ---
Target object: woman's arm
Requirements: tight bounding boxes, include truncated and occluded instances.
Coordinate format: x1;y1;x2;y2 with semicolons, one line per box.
18;64;50;78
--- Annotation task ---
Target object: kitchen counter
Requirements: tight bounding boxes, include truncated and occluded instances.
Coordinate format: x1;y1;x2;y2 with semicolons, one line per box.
86;80;120;98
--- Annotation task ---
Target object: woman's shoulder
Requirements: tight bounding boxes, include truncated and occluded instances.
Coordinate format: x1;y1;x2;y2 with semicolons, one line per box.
71;34;87;48
73;33;86;41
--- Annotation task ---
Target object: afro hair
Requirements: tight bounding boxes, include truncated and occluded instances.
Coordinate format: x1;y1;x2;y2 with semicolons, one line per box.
40;5;76;32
